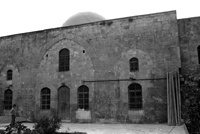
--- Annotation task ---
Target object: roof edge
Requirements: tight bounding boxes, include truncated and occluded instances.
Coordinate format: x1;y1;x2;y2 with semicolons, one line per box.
178;15;200;20
0;10;177;39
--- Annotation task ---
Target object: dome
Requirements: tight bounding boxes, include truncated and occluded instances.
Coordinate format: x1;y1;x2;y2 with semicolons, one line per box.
62;12;105;27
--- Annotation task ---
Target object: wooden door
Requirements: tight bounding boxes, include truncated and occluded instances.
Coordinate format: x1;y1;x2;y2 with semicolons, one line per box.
58;86;70;120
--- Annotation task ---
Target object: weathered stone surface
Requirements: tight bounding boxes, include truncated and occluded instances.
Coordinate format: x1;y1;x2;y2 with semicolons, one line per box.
0;11;180;123
178;17;200;74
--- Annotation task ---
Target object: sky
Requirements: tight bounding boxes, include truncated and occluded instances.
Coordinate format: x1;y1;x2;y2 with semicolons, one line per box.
0;0;200;37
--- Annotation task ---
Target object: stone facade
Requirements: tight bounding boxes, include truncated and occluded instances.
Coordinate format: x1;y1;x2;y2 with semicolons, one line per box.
178;17;200;74
0;10;186;123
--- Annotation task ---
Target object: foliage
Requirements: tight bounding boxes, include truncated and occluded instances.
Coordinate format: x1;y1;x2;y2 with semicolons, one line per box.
0;125;87;134
0;109;87;134
181;73;200;134
3;123;31;134
54;132;87;134
0;130;5;134
33;113;61;134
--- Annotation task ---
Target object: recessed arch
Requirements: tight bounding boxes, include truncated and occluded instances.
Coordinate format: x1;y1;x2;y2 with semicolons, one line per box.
38;33;96;70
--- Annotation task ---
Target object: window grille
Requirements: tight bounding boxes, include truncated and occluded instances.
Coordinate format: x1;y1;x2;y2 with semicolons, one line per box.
4;89;12;110
78;85;89;110
7;70;12;80
59;49;70;72
41;88;51;110
130;58;139;72
128;83;142;110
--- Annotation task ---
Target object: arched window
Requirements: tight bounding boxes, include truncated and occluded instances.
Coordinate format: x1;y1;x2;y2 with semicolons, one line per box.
59;49;70;72
7;70;12;80
128;83;142;110
129;58;139;72
78;85;89;110
41;88;51;110
198;46;200;64
4;89;13;110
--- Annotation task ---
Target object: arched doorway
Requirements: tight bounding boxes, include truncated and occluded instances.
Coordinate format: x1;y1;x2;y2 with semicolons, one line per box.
58;86;70;120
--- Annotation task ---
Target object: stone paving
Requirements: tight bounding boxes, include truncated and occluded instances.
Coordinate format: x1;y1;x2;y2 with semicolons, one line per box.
0;123;188;134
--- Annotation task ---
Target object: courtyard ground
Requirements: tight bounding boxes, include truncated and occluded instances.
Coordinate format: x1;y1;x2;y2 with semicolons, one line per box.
0;116;189;134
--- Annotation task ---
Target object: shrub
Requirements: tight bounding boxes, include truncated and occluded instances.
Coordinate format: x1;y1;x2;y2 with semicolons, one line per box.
33;113;61;134
181;73;200;134
0;130;5;134
55;132;87;134
3;123;30;134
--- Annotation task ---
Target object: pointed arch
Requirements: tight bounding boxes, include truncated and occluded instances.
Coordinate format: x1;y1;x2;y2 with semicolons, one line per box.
59;48;70;72
4;89;13;110
77;85;89;110
129;57;139;72
41;87;51;110
128;83;142;110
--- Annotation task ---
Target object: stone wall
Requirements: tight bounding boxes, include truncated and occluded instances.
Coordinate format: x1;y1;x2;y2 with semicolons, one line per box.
178;17;200;75
0;10;180;123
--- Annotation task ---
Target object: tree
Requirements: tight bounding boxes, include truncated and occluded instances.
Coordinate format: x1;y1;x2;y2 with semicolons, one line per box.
181;73;200;134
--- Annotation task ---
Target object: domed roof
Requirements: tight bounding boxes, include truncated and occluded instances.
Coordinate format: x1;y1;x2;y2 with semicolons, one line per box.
62;12;105;27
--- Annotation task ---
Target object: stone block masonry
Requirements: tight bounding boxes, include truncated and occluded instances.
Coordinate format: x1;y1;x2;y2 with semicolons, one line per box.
0;10;180;123
178;17;200;75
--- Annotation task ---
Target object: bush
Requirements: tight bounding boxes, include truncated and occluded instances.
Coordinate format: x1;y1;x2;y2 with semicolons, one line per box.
55;132;87;134
33;114;61;134
0;109;87;134
0;130;5;134
3;123;31;134
181;73;200;134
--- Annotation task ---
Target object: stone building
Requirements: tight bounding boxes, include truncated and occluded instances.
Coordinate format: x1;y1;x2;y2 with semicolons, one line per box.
0;10;198;123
